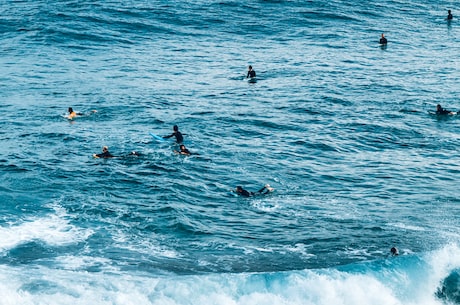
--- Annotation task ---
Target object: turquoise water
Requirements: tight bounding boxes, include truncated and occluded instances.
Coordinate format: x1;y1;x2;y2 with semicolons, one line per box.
1;0;460;304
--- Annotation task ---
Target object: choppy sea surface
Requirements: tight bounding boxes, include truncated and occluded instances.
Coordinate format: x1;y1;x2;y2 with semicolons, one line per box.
1;0;460;304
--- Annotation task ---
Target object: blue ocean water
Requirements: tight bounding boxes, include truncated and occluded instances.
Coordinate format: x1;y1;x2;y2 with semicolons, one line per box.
1;0;460;304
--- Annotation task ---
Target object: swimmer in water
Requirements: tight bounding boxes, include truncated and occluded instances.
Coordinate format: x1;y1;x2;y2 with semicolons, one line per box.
390;247;399;256
67;107;97;119
247;65;256;78
235;184;274;197
436;104;455;115
93;146;114;158
174;144;196;156
67;107;83;119
163;125;184;143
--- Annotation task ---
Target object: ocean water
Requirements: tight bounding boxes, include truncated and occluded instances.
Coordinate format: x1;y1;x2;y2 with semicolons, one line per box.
1;0;460;304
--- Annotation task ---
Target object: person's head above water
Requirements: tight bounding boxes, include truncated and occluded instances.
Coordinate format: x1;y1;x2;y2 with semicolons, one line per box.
437;104;442;111
236;186;243;193
390;247;399;256
173;125;179;132
68;107;74;113
248;65;253;70
102;146;109;152
179;144;188;153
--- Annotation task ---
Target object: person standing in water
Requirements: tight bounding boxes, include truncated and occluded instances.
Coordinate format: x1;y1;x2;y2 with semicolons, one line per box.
247;65;256;78
447;10;453;20
163;125;184;143
379;33;387;45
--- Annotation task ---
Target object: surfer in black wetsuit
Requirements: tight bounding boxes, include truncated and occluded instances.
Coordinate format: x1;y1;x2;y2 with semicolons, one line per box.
175;144;196;156
436;104;455;115
235;184;274;197
93;146;114;158
247;65;256;78
379;33;387;45
163;125;184;143
447;10;453;20
390;247;399;256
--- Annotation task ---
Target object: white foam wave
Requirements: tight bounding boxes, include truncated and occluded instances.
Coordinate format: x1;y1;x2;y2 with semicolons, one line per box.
0;207;93;253
2;244;460;305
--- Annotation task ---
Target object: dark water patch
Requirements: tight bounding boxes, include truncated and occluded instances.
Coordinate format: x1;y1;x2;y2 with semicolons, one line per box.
437;269;460;304
6;241;57;265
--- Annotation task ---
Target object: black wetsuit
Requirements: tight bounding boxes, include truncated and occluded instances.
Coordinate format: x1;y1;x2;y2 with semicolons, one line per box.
95;151;114;158
237;186;270;197
379;37;387;44
247;70;256;78
448;13;453;20
163;131;184;143
436;108;452;115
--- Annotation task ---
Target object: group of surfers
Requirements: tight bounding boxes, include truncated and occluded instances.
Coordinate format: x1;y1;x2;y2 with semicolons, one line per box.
67;50;456;196
68;99;455;197
69;107;272;197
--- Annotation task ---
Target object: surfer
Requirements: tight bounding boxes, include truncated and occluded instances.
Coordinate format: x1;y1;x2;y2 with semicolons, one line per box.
447;10;453;20
68;107;82;119
390;247;399;256
235;184;274;197
175;144;196;156
93;146;114;158
247;65;256;78
379;33;387;45
163;125;184;143
436;104;455;115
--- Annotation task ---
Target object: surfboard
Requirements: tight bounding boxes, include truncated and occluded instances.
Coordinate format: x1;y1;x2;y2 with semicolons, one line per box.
150;132;166;142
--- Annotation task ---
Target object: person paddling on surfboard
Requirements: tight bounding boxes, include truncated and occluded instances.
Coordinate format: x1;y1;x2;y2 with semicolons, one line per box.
247;65;256;78
234;184;274;197
436;104;455;115
174;144;198;156
93;146;140;158
93;146;114;158
163;125;184;143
